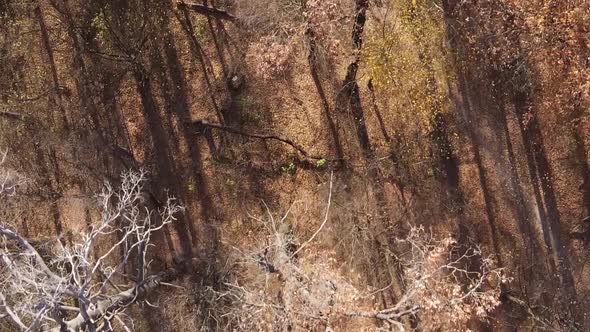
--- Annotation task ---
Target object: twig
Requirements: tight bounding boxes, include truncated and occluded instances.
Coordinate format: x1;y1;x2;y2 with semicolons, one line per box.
362;280;394;299
289;172;333;259
0;293;27;330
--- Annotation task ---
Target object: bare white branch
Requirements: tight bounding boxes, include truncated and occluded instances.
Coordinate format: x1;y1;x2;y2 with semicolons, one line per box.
0;149;24;196
289;171;333;259
0;167;184;331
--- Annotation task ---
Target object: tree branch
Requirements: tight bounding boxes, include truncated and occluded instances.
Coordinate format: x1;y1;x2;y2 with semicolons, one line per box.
176;2;236;22
0;169;185;331
50;260;192;332
0;226;62;283
0;292;27;331
289;172;333;259
194;120;330;161
0;111;26;121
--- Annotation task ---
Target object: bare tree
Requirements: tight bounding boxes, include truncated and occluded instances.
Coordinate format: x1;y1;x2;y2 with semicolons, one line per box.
209;180;506;331
0;165;184;331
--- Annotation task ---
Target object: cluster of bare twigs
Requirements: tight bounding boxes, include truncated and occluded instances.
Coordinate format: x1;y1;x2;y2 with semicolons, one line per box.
205;175;357;330
0;168;183;331
208;176;506;331
363;227;508;330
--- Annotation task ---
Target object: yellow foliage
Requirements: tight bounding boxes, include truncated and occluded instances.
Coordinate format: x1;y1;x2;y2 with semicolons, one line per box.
363;0;450;135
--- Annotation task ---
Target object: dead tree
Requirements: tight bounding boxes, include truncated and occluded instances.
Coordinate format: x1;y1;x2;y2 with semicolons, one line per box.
0;166;185;331
212;189;506;331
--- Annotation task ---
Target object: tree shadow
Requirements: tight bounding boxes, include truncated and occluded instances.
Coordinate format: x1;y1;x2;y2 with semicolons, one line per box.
571;95;590;219
498;101;545;272
33;143;64;240
147;49;182;157
160;26;222;258
512;78;578;308
203;1;229;82
132;67;194;258
441;0;580;322
305;27;344;161
177;7;225;125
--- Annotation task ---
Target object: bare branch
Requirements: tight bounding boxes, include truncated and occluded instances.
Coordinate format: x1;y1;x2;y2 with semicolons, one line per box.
0;168;184;331
364;227;507;329
220;218;506;330
176;2;237;22
0;111;26;121
0;292;27;330
0;226;62;282
49;267;184;332
193;120;333;162
289;171;333;258
0;149;24;196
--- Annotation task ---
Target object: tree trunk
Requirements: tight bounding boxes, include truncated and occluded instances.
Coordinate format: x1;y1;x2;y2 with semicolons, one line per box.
34;5;68;128
333;0;371;158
